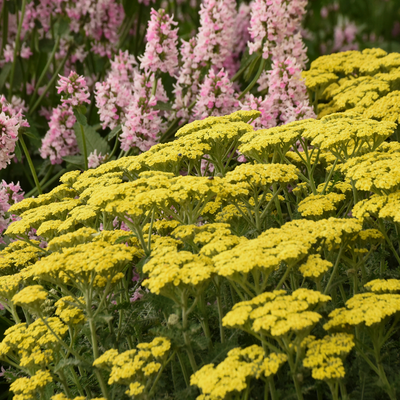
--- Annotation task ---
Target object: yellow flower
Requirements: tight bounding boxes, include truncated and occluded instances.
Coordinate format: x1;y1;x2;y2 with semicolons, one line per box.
299;255;333;279
55;296;86;325
12;285;48;310
190;345;274;399
303;333;354;381
10;370;52;398
324;292;400;329
364;279;400;293
223;289;330;338
298;193;346;219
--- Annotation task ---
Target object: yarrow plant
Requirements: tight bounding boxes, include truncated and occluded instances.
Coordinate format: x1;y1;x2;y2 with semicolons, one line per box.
1;0;400;399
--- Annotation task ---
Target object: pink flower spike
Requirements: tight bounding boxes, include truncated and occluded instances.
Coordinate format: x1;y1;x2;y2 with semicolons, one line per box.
139;8;179;76
193;68;239;120
57;71;90;107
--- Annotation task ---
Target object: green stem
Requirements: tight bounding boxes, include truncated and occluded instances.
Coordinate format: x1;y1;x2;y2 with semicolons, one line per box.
29;36;61;108
232;54;261;82
216;293;225;344
238;57;266;100
176;349;190;388
79;123;89;170
324;245;346;295
19;134;42;194
8;0;27;98
29;50;70;115
89;317;109;398
182;295;198;372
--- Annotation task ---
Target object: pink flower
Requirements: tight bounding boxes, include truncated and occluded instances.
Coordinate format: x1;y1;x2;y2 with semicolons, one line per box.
40;105;79;164
332;18;359;52
57;71;90;108
194;0;237;70
88;150;105;169
120;70;168;152
139;8;179;76
241;57;315;128
193;68;239;120
3;43;32;63
95;51;138;130
0;180;24;244
248;0;308;68
171;38;201;123
0;95;29;170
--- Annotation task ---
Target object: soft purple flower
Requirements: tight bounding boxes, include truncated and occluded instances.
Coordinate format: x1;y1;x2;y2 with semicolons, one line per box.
139;8;179;76
193;68;239;120
40;105;79;164
57;71;90;107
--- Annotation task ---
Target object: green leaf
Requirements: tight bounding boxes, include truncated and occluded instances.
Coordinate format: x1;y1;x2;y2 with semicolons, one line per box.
74;122;111;156
123;0;137;17
0;63;11;91
244;53;262;82
73;109;88;126
62;155;85;168
37;38;55;53
14;142;22;162
107;124;122;141
54;17;70;37
154;101;173;111
114;235;134;244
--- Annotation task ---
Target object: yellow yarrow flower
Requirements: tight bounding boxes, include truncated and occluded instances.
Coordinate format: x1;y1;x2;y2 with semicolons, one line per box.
190;345;282;400
223;289;330;338
298;193;346;219
10;370;52;399
324;292;400;329
299;254;333;279
365;279;400;293
12;285;48;310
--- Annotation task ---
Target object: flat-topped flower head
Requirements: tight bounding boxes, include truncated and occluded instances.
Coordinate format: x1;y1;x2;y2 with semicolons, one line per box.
298;193;346;220
299;254;333;280
191;345;285;399
343;152;400;195
303;333;354;381
365;279;400;293
324;292;400;329
143;250;214;296
302;113;396;161
12;285;48;311
93;337;171;392
223;289;330;338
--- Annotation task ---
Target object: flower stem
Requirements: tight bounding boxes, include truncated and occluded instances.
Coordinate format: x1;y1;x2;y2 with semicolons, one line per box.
8;0;27;98
19;134;42;194
79;123;89;170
